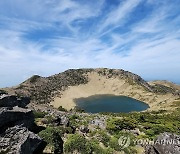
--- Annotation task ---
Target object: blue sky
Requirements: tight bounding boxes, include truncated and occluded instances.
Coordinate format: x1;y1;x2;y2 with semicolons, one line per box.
0;0;180;87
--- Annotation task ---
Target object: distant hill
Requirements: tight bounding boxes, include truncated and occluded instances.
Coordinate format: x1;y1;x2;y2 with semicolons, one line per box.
2;68;180;111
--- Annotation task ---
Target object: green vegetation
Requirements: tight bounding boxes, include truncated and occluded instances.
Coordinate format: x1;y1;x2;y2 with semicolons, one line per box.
68;114;89;128
29;75;41;83
152;84;175;94
38;126;73;146
33;111;47;119
72;106;85;113
64;134;115;154
58;106;67;112
0;89;7;94
38;126;67;153
36;100;180;153
107;117;137;133
53;131;63;154
64;134;92;154
97;130;110;147
39;127;61;146
106;110;180;139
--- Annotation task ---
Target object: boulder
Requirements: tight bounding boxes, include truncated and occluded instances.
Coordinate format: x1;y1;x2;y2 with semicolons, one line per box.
60;115;69;126
0;125;43;154
90;117;106;129
0;106;34;131
53;115;69;127
145;132;180;154
0;94;30;108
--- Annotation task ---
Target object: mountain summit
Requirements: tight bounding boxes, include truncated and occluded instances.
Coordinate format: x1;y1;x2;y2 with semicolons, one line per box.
3;68;180;111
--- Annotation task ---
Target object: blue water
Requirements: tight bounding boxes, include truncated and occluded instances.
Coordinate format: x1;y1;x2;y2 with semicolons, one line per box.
74;95;149;113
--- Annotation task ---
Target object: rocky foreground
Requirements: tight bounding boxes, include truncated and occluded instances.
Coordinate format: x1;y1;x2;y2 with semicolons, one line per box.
0;92;43;153
0;90;180;153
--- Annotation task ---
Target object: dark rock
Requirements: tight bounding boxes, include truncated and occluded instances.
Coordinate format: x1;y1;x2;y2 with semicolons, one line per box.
0;90;7;95
0;125;43;154
79;125;89;133
53;116;61;126
53;115;69;127
0;94;30;108
145;132;180;154
0;106;34;132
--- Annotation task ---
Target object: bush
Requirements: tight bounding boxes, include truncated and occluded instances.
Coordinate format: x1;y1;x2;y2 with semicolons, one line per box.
97;130;110;147
38;126;65;153
58;106;67;112
73;106;85;113
64;134;92;154
33;111;47;119
39;127;58;145
107;117;137;133
64;134;113;154
109;133;137;153
109;137;121;151
52;131;63;154
0;89;7;95
145;123;176;137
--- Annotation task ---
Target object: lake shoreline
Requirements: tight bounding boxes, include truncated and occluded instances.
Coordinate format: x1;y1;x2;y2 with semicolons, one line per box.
50;72;178;111
74;94;149;113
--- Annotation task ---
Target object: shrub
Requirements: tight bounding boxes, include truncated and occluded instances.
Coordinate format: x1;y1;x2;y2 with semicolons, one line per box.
145;124;176;137
73;106;85;113
33;111;47;119
45;115;54;124
109;137;121;151
38;126;65;153
39;127;59;145
107;117;137;133
97;130;110;147
0;89;7;95
64;134;92;154
29;75;40;83
109;133;137;153
64;134;112;154
52;131;63;154
58;106;67;112
68;114;81;127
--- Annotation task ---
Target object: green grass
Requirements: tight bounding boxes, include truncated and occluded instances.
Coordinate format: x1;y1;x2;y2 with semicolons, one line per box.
37;103;180;153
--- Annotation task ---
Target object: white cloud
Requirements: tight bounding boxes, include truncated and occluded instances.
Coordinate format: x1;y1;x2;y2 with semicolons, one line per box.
98;0;142;35
0;0;180;87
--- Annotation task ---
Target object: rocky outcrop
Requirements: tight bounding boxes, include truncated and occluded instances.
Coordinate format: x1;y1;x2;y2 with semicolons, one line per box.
0;94;30;108
0;94;45;153
51;115;69;127
90;116;106;129
145;132;180;154
0;106;34;132
0;125;43;154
